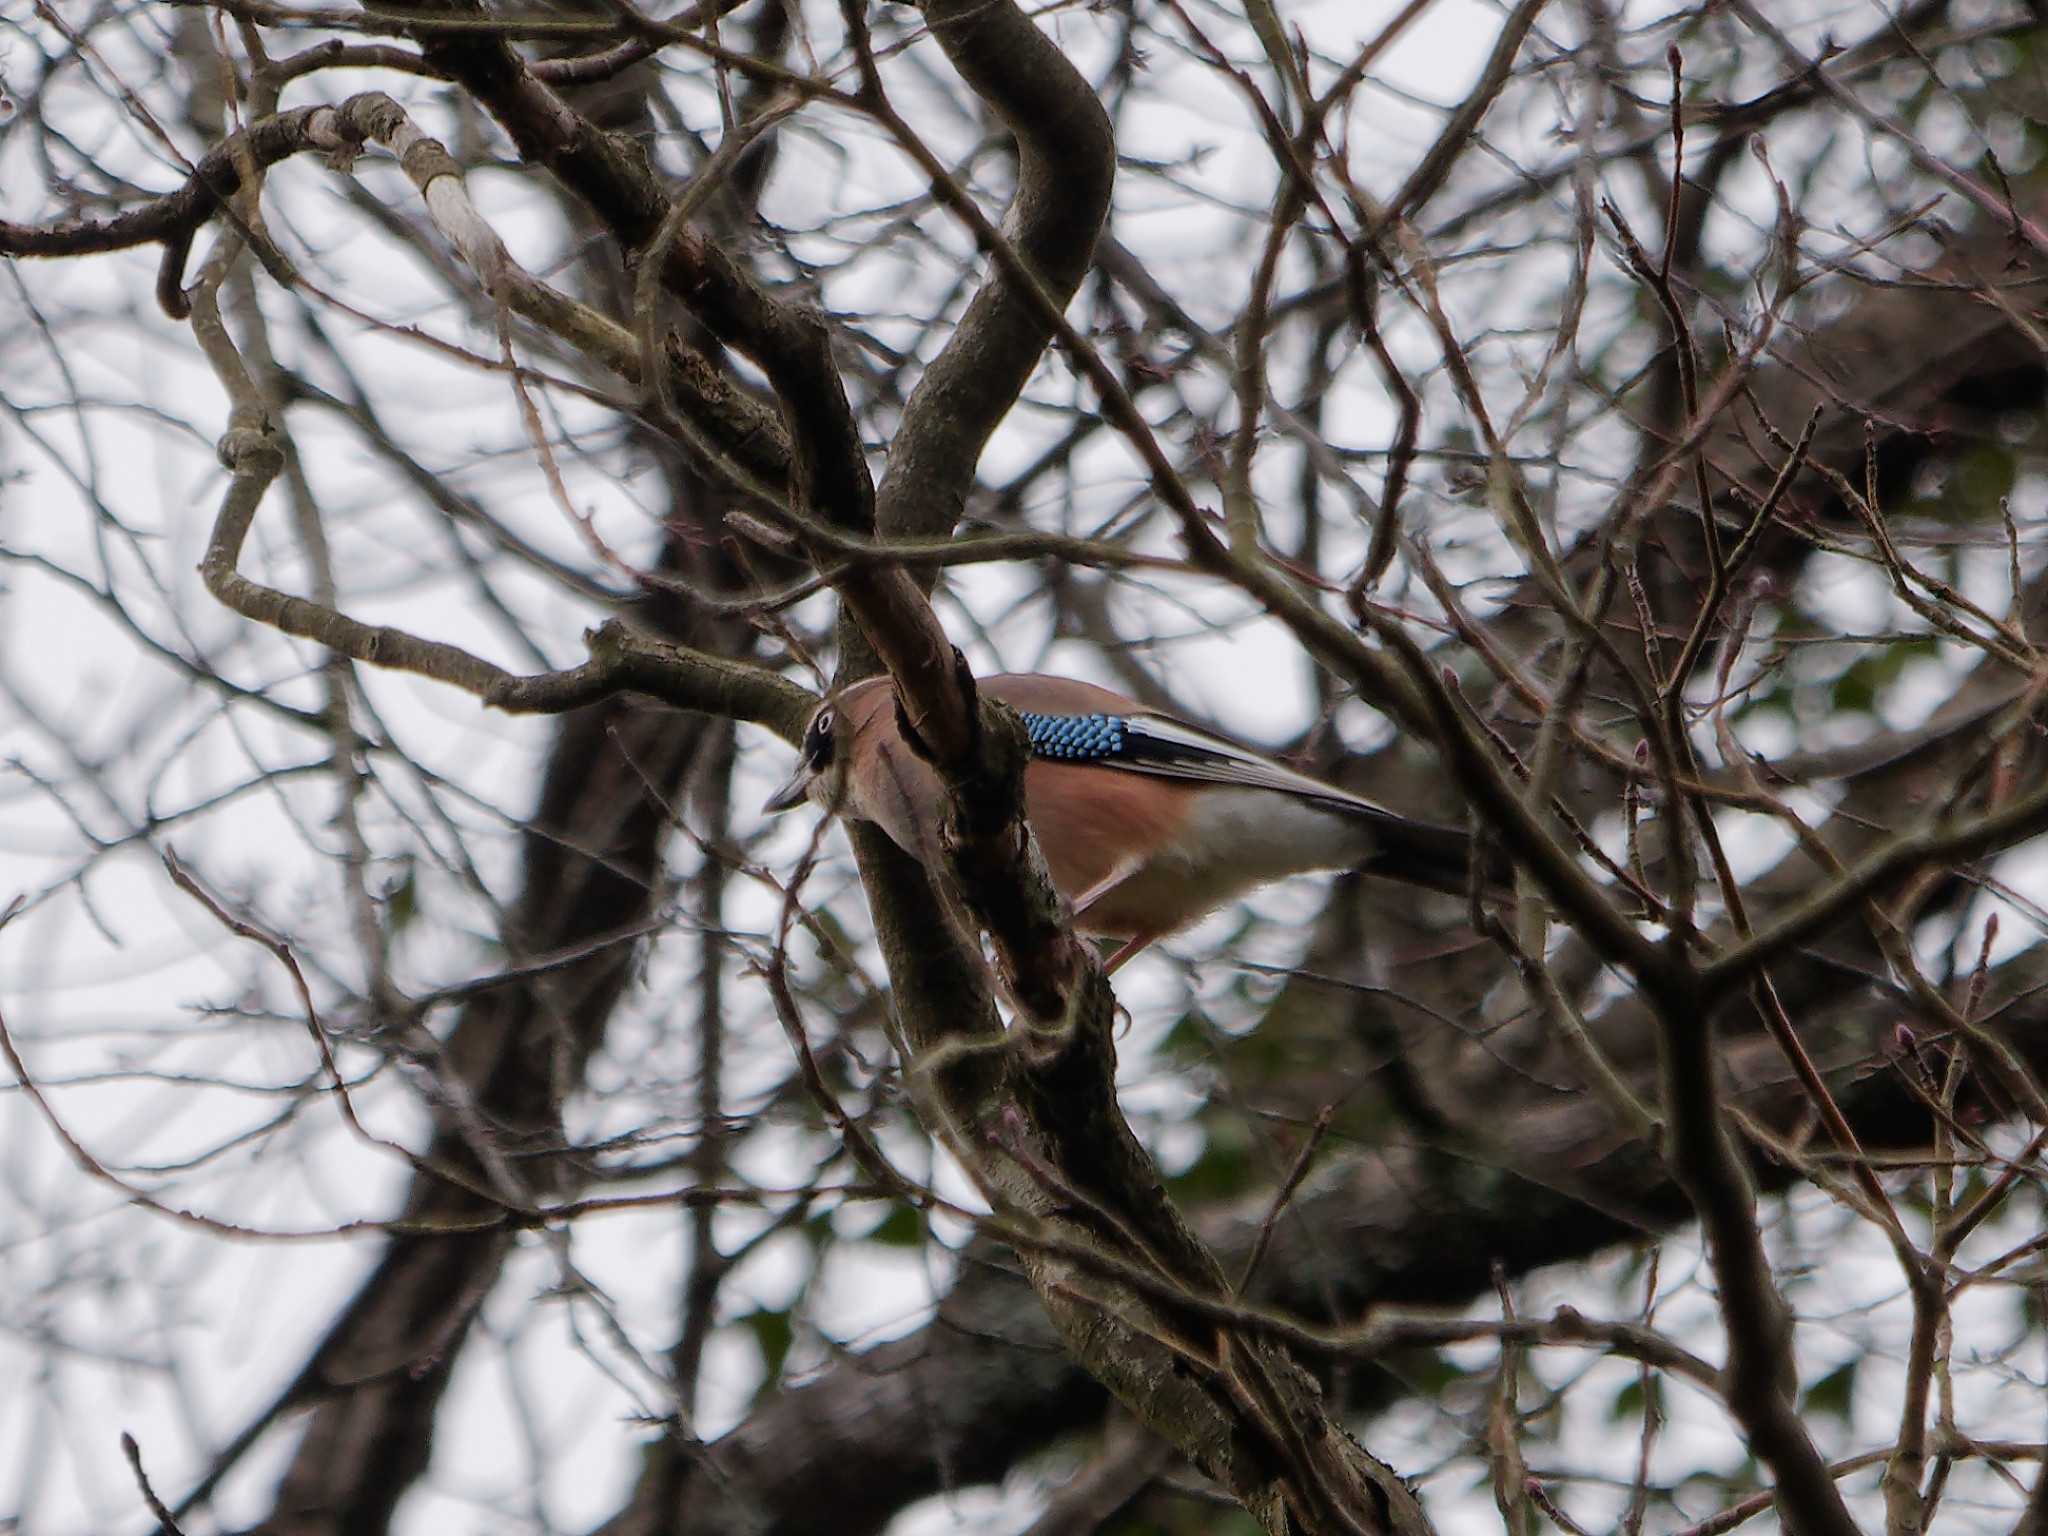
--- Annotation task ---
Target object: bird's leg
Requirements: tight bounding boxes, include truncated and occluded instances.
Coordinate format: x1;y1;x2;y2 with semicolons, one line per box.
1067;862;1140;923
1101;934;1157;975
1067;866;1153;976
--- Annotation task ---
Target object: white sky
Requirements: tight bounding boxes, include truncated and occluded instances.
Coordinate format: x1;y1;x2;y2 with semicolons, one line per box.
4;1;2046;1532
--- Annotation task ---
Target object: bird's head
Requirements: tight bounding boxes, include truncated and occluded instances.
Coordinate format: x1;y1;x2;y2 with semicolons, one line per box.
763;699;842;815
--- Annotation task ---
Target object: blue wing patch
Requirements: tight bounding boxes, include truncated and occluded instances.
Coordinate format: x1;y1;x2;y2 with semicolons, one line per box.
1018;710;1129;762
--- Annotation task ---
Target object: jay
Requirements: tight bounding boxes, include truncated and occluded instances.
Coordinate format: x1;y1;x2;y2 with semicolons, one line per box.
764;673;1480;974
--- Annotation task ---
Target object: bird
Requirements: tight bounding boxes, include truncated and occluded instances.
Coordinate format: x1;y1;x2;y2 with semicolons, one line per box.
763;673;1482;974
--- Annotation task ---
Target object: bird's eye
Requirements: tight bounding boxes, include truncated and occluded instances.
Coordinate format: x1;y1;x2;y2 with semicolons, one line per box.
804;708;836;768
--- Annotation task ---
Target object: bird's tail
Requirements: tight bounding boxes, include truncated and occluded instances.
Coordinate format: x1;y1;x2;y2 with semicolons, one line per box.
1345;804;1497;899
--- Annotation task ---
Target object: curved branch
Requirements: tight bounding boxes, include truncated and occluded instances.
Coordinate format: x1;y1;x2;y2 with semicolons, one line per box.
197;416;806;731
0;106;334;264
864;0;1116;542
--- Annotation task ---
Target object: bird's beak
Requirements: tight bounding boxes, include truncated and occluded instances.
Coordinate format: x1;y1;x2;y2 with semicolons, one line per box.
762;763;813;814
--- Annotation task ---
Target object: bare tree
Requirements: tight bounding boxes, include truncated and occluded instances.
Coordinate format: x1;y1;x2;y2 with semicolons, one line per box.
6;2;2048;1534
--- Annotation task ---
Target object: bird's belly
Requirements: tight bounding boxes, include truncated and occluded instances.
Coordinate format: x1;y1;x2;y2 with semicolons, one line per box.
1071;789;1367;940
